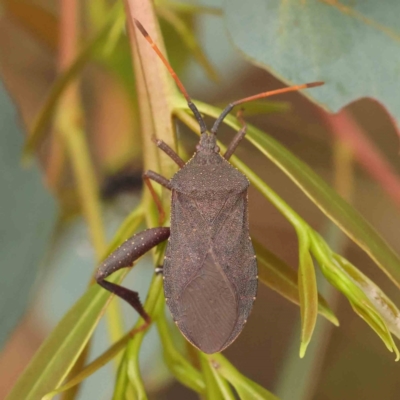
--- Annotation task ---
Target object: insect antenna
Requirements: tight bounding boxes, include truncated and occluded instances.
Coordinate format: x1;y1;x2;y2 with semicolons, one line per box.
211;81;324;134
134;19;207;134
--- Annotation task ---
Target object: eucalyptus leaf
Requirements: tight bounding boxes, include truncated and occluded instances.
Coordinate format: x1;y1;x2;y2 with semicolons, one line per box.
211;354;279;400
254;241;338;326
223;0;400;125
6;271;126;400
297;232;318;358
157;305;205;394
334;253;400;340
0;81;56;349
204;356;236;400
200;353;225;400
310;231;399;359
7;204;145;400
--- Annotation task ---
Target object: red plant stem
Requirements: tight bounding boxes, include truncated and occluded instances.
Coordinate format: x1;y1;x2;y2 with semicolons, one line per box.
59;0;78;72
46;0;79;190
319;109;400;209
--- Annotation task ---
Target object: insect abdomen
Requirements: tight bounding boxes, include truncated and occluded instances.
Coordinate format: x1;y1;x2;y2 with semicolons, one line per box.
178;251;238;354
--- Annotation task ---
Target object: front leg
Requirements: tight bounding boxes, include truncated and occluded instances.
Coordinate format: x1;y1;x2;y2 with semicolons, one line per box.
143;170;172;225
96;227;170;323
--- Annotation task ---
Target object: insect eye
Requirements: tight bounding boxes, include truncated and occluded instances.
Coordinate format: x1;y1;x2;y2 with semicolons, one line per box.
214;146;220;153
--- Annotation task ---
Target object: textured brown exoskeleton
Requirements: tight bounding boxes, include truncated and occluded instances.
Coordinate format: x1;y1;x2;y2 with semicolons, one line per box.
96;19;323;354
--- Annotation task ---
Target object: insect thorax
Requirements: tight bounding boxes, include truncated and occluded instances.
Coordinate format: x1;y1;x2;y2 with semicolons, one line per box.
170;152;249;195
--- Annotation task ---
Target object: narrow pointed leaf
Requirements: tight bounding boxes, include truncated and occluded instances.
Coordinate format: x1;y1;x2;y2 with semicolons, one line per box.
254;241;338;326
297;233;318;358
334;253;400;340
211;354;279;400
7;271;126;400
157;306;205;394
159;1;222;15
200;354;225;400
112;351;131;400
125;276;166;399
203;356;236;400
310;231;399;359
42;326;140;400
227;100;290;116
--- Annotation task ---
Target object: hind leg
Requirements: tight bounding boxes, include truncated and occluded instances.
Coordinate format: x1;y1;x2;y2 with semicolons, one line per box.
96;227;170;323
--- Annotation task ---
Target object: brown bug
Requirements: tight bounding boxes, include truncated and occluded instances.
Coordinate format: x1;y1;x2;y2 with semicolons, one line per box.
96;19;323;354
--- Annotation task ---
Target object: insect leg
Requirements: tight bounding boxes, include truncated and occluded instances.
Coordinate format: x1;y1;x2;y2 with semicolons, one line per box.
152;137;185;168
155;265;163;275
96;227;170;323
224;108;247;160
143;170;172;224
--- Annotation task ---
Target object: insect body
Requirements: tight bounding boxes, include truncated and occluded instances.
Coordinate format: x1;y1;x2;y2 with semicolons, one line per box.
96;19;323;354
164;134;257;353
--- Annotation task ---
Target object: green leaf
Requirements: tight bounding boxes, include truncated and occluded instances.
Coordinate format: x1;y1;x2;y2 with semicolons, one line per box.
181;101;400;290
125;277;164;400
254;241;338;326
200;354;225;400
297;231;318;358
157;304;205;394
201;356;236;400
227;100;290;116
210;354;279;400
334;253;400;340
112;351;131;400
0;81;56;349
157;1;222;16
222;0;400;124
7;271;126;400
310;231;399;360
41;324;141;400
7;204;145;400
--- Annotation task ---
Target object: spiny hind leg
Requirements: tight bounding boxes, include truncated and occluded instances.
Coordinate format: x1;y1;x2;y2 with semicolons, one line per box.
96;227;170;324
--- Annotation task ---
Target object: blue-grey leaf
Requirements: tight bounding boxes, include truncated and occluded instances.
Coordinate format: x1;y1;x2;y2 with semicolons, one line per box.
0;81;56;348
223;0;400;118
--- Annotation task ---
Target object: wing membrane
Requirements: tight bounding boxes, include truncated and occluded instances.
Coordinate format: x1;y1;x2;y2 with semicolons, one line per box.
178;251;238;354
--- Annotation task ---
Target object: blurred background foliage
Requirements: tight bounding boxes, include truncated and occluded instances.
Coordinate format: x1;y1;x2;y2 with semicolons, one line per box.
1;0;400;399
